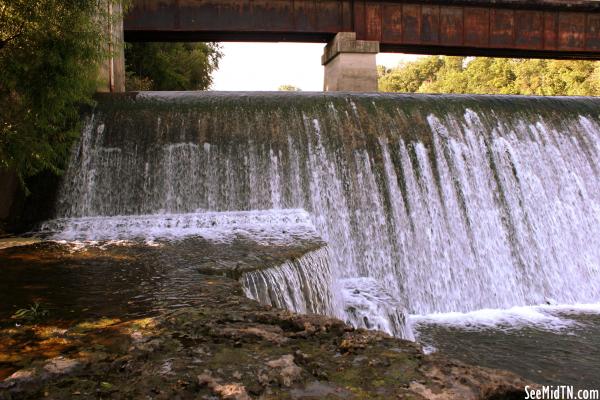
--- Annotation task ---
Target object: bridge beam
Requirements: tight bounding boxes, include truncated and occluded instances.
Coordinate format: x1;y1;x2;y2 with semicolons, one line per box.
124;1;600;60
322;33;379;92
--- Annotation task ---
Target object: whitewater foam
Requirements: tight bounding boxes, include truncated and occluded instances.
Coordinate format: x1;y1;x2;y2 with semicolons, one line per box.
341;277;414;339
410;303;600;333
39;209;320;244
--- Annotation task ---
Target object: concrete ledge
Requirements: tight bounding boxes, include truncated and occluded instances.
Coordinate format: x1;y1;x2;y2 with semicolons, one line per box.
321;32;379;66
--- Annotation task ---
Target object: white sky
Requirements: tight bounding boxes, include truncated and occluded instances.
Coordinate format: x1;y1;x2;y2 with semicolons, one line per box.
212;42;421;91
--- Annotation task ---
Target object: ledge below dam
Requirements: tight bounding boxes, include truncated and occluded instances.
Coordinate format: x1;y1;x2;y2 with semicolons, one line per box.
0;238;530;400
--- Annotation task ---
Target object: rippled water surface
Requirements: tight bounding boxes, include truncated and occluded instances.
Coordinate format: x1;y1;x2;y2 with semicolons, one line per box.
414;311;600;388
0;238;319;323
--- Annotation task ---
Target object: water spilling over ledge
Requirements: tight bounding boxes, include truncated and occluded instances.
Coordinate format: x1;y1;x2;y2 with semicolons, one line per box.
39;209;350;326
53;91;600;335
40;208;412;336
241;247;337;317
40;209;320;244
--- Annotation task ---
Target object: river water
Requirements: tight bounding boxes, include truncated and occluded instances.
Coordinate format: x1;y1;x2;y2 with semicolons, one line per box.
413;306;600;388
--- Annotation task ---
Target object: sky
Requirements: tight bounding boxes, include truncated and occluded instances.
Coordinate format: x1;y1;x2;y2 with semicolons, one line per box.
211;42;421;91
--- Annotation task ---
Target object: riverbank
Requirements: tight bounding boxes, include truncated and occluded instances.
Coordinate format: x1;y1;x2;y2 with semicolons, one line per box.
0;240;531;399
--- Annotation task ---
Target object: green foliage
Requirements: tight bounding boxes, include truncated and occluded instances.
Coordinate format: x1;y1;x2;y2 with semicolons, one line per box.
278;84;302;92
379;56;600;96
379;56;445;93
0;0;116;186
11;302;49;323
125;42;222;91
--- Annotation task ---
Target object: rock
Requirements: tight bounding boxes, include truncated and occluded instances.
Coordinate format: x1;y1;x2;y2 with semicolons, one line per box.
43;357;79;375
409;356;533;400
197;372;251;400
197;372;216;387
212;324;288;344
0;368;36;390
4;368;35;384
213;383;251;400
266;355;304;387
246;382;264;396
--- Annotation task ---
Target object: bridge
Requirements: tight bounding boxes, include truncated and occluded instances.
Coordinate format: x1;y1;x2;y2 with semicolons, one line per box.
103;1;600;92
124;0;600;59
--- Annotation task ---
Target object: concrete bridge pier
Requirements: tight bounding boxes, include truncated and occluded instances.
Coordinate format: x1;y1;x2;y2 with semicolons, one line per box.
322;32;379;92
98;1;126;93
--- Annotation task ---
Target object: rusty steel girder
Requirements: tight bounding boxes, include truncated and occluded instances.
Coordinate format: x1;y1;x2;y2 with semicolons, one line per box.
124;0;600;59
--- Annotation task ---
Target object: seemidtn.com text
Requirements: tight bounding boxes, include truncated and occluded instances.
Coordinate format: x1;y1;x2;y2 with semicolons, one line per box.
525;386;599;400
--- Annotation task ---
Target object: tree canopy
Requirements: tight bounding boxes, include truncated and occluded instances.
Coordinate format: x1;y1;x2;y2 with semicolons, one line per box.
0;0;115;187
125;42;222;91
379;56;600;96
1;2;223;189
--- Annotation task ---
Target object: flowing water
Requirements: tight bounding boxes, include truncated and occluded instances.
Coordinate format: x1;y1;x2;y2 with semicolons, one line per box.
241;247;336;316
32;91;600;385
1;211;329;323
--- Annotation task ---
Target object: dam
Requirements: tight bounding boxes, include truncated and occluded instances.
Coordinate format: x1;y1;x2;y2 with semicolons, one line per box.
44;91;600;341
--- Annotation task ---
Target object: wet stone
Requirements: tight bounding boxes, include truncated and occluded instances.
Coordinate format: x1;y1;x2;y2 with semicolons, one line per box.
0;241;535;399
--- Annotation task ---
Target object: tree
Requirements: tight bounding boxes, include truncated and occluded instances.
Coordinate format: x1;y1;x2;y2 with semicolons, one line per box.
379;56;600;96
125;42;222;91
379;56;445;93
278;84;302;91
0;0;116;187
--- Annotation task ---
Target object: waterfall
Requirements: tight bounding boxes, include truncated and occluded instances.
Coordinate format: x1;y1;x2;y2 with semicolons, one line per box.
241;247;338;317
52;91;600;337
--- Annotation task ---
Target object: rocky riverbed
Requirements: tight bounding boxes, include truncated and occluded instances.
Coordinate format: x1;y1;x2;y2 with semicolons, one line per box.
0;239;532;399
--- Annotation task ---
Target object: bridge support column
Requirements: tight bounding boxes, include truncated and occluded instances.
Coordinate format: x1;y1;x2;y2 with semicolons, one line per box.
322;32;379;92
98;1;126;92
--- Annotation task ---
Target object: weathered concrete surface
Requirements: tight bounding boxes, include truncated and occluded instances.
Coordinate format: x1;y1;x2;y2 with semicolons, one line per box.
321;33;380;66
323;33;379;92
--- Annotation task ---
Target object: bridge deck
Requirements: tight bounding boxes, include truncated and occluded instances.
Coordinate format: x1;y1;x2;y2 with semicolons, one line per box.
403;1;600;10
124;0;600;59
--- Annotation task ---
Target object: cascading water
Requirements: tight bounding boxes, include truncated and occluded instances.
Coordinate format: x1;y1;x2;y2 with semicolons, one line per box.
241;247;337;316
52;91;600;339
40;209;319;244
